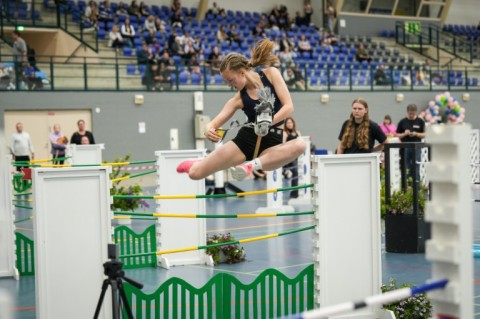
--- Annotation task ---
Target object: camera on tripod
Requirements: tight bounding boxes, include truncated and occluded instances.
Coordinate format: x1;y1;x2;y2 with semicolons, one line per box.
93;244;143;319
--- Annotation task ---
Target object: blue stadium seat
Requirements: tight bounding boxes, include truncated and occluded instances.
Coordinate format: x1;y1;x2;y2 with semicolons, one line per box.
123;47;133;56
138;64;146;76
126;64;136;75
178;72;189;84
191;73;201;85
214;74;224;85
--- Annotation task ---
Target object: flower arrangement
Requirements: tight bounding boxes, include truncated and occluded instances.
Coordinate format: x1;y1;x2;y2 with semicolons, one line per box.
206;233;246;265
109;154;150;211
381;279;432;319
380;167;428;217
421;91;466;125
387;184;427;215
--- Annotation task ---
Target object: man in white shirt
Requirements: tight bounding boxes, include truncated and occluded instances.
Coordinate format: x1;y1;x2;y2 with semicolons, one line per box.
10;122;34;171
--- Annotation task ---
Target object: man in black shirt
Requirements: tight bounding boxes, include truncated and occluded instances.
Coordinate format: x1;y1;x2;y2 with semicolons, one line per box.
396;104;426;182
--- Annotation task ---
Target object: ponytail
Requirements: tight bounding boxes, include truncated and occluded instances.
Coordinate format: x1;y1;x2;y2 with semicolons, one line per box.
220;38;279;72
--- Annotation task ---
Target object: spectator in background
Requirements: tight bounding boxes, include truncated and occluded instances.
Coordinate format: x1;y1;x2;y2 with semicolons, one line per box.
279;47;297;67
108;25;125;50
374;64;391;85
304;1;313;25
170;8;183;28
71;119;95;145
149;63;172;91
137;42;154;65
216;25;228;42
326;2;336;33
81;136;90;144
115;2;128;17
279;33;294;52
283;66;304;91
144;15;156;32
155;17;166;33
139;1;150;16
12;30;27;63
192;36;204;53
337;98;386;154
21;63;42;90
296;34;312;58
145;28;156;45
120;18;135;47
10;122;34;171
84;0;99;28
294;11;306;27
227;24;242;46
252;22;266;38
49;124;67;164
208;2;225;18
283;117;301;198
98;0;114;30
380;115;397;139
355;43;371;63
396;104;426;181
127;0;141;18
170;37;185;58
207;46;220;64
171;0;181;13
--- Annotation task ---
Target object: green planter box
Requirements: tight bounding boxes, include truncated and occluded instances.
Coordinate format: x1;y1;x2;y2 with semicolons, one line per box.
385;214;431;253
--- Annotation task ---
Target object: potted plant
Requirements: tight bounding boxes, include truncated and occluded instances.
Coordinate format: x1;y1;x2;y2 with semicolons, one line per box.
206;233;246;265
109;155;150;213
384;182;430;253
381;279;433;319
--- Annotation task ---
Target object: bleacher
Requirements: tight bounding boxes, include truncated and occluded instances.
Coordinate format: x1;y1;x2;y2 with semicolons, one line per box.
1;0;479;90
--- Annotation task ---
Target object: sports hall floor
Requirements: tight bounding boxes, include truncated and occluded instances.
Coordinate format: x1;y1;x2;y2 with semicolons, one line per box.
2;178;480;319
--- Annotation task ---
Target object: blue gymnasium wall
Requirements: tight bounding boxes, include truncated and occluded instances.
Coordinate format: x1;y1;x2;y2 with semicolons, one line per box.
1;91;479;160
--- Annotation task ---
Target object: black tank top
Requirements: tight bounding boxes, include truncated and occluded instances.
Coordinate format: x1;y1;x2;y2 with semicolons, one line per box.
240;70;283;124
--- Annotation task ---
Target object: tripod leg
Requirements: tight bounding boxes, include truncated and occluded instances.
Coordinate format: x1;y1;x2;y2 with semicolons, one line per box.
93;280;110;319
118;280;135;319
110;279;121;319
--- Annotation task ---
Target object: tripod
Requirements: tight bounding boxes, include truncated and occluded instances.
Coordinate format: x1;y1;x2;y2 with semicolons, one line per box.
93;259;143;319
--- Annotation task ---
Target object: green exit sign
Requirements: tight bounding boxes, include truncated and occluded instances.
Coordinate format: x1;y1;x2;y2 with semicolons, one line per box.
405;21;421;34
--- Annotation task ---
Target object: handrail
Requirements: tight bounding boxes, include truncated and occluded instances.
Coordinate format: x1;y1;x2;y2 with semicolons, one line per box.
395;21;473;64
0;0;98;52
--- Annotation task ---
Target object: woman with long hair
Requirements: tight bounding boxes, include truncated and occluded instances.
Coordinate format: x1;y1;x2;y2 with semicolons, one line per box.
337;98;386;154
283;117;301;198
177;39;306;180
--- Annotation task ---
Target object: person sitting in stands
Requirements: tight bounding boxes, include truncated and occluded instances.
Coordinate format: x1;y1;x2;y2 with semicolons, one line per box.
296;34;312;58
139;1;150;16
137;42;154;65
355;43;371;63
120;18;135;47
108;25;125;50
127;0;141;18
115;2;128;17
98;0;114;30
374;64;391;85
144;15;156;32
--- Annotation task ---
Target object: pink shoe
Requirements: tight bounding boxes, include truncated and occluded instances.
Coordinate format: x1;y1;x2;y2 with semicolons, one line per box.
230;163;253;181
176;159;200;174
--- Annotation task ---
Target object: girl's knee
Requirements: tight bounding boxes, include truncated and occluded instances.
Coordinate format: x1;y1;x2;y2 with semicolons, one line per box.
294;139;306;154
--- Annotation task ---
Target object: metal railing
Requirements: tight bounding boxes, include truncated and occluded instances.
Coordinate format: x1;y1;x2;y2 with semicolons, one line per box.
395;21;473;64
1;53;479;92
0;0;98;52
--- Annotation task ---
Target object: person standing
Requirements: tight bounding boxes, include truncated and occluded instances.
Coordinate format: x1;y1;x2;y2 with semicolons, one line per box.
337;98;386;154
283;117;301;198
380;115;397;139
396;104;426;180
12;31;27;63
49;124;67;164
10;122;34;171
71;119;95;145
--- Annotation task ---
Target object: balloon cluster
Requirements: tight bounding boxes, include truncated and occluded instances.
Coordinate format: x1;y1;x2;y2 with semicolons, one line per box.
422;92;466;124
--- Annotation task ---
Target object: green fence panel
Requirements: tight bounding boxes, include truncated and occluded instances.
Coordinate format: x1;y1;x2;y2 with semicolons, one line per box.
122;264;314;318
114;224;157;269
15;232;35;276
123;274;224;319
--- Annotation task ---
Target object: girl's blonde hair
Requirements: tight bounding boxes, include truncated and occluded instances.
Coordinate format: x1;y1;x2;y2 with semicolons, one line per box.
340;98;370;150
220;39;279;72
